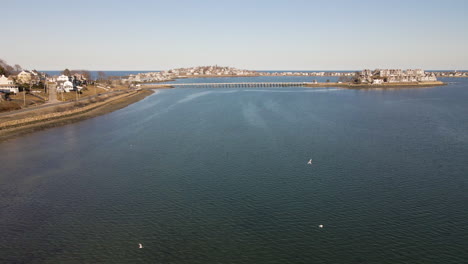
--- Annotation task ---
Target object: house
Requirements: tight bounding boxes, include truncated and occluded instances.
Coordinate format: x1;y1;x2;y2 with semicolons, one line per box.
57;80;74;93
0;75;19;94
357;69;438;84
57;75;70;82
372;79;384;85
16;70;34;84
72;74;87;86
47;76;57;83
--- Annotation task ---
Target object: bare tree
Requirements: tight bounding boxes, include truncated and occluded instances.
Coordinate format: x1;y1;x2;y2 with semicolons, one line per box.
0;65;7;76
14;64;22;72
97;71;107;82
0;59;15;76
62;68;71;76
5;65;14;74
338;76;354;83
81;70;91;80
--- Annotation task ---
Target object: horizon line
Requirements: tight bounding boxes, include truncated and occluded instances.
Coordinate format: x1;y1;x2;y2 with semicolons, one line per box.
37;69;467;72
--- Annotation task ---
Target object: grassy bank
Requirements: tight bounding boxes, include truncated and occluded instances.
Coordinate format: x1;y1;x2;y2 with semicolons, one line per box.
2;90;48;111
56;85;109;102
0;89;154;142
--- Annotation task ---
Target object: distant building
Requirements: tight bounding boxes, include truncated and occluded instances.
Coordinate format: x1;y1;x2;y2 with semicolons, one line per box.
47;76;57;83
358;69;437;84
57;75;70;82
372;79;384;85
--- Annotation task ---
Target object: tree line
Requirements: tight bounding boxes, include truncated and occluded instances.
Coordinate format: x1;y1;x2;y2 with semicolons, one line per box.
0;59;22;76
61;68;108;82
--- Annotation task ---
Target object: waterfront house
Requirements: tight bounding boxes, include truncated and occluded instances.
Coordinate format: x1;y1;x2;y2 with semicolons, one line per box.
63;80;74;92
16;70;32;84
372;79;384;85
357;69;438;84
47;76;57;83
57;75;70;82
56;80;74;93
0;75;19;94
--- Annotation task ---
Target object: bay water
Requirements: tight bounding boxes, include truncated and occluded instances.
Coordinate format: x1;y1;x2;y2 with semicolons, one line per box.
1;78;467;263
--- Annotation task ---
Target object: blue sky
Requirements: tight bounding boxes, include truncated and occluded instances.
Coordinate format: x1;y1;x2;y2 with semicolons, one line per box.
2;0;467;70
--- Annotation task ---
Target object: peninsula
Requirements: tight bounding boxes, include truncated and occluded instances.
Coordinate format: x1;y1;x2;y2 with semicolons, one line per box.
122;66;356;83
327;68;446;88
134;68;445;89
124;66;446;88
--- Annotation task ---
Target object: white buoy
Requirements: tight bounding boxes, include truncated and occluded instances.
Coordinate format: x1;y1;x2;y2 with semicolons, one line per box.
318;225;324;228
139;243;143;249
307;159;313;165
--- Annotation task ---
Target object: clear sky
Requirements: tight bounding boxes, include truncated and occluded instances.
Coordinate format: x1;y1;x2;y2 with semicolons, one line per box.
2;0;467;70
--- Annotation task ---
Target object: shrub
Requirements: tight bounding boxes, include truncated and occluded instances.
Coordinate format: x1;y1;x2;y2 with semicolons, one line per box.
74;101;86;107
54;106;71;112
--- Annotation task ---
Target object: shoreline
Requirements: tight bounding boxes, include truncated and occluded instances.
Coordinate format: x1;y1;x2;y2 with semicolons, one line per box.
0;89;154;142
305;81;446;89
136;75;263;84
0;79;448;142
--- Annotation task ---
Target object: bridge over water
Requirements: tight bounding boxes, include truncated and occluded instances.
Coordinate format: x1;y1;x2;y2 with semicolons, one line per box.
143;82;316;88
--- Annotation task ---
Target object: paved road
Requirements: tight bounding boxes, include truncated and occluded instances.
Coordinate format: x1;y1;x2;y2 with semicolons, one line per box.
0;90;124;118
48;83;59;103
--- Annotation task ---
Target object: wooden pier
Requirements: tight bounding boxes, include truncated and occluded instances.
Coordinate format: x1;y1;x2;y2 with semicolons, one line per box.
143;82;313;88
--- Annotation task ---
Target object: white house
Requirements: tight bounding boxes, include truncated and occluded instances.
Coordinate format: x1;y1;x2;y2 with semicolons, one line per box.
57;80;74;93
47;76;57;83
0;75;19;94
57;75;70;82
372;79;384;85
16;70;32;84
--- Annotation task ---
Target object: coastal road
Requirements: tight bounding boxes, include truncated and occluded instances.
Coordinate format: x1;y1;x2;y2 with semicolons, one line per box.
48;83;59;103
0;90;126;119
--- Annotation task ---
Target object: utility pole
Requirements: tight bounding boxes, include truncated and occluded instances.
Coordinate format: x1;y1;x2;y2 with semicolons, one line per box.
44;75;47;96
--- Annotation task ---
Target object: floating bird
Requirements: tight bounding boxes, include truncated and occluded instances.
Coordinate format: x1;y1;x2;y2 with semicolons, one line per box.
318;225;324;228
307;159;313;165
139;243;143;249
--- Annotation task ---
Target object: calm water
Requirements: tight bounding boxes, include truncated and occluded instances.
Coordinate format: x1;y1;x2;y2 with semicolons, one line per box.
1;78;468;263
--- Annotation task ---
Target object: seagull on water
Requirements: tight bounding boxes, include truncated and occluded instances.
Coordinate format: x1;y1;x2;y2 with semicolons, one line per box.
139;243;143;249
307;159;313;165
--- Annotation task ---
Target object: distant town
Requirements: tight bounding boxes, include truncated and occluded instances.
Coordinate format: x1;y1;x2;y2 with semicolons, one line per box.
124;66;465;84
0;57;463;112
356;69;438;84
124;66;358;83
